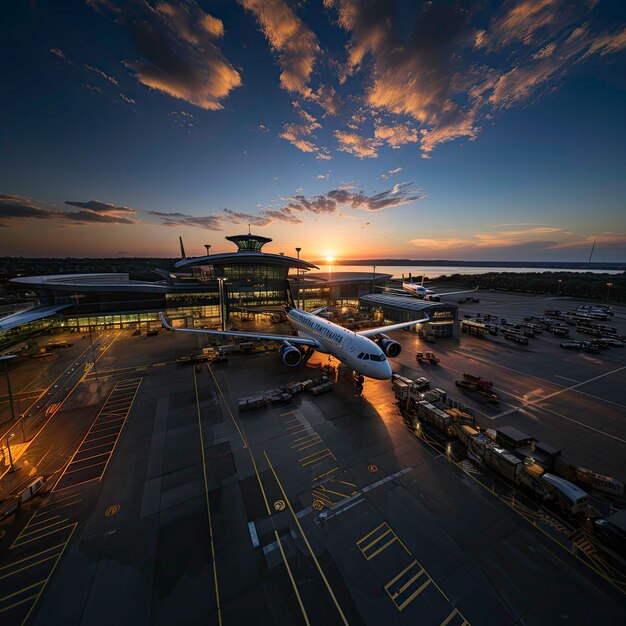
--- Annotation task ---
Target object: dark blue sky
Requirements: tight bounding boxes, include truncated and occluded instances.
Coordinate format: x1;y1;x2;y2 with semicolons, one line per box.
1;0;625;260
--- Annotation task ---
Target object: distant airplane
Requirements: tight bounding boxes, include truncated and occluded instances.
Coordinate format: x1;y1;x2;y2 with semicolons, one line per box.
160;305;428;382
384;273;478;302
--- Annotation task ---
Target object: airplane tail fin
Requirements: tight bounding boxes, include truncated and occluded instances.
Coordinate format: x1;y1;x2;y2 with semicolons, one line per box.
408;272;412;284
420;274;425;287
285;280;296;308
179;236;187;260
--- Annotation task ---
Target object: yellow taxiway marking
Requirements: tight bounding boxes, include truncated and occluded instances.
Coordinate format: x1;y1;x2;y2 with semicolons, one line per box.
0;542;64;578
312;467;339;482
441;608;466;626
206;364;248;448
275;530;311;626
0;553;59;581
264;451;349;626
13;522;75;547
0;580;46;611
194;367;222;626
21;524;77;624
397;579;431;611
299;448;335;466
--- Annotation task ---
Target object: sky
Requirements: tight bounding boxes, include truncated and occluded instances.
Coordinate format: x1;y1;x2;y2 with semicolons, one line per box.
1;0;626;262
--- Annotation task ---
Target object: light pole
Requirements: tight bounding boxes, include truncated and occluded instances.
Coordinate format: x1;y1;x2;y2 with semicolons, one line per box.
1;355;17;427
606;282;613;303
372;265;376;294
295;247;301;309
557;279;562;297
217;278;226;331
5;433;15;472
327;257;333;307
88;319;99;382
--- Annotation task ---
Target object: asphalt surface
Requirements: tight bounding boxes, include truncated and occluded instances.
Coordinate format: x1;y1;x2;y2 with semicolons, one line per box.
0;292;624;625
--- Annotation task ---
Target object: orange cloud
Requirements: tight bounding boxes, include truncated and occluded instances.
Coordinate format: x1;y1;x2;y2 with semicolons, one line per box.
374;123;419;149
238;0;319;97
335;130;380;158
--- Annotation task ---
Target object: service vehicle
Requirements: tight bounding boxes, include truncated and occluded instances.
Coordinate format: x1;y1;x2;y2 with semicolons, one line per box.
593;512;626;556
504;330;529;345
416;351;440;364
455;373;498;402
541;473;589;515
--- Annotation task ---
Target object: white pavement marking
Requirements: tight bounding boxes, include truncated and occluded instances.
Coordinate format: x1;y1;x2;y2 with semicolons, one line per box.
555;375;579;383
297;467;413;520
523;402;626;445
450;348;626;409
491;365;626;419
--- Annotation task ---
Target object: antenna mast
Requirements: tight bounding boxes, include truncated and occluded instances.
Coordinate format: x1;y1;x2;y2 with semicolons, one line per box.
588;237;596;263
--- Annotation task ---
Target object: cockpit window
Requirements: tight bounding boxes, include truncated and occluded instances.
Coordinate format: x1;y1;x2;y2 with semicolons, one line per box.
369;353;386;362
357;352;364;359
362;354;369;360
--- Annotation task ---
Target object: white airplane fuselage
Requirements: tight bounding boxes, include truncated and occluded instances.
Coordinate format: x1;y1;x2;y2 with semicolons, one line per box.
286;308;392;379
402;282;434;298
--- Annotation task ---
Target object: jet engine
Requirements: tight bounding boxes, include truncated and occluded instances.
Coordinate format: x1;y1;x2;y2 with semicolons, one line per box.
376;334;402;358
280;342;302;367
423;294;440;302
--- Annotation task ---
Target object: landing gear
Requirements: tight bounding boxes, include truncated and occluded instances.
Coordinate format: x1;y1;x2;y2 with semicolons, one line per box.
352;371;364;396
301;347;315;364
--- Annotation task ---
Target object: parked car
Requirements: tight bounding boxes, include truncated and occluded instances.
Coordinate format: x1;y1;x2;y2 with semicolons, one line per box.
560;341;583;349
594;515;626;557
601;338;624;347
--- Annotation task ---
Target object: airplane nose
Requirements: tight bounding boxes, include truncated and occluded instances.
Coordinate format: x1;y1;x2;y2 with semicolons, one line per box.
370;359;393;380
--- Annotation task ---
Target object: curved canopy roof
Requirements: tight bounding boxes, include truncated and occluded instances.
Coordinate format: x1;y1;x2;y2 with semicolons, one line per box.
175;251;317;271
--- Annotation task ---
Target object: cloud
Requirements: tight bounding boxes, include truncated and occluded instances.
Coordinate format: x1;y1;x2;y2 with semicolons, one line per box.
89;0;241;110
283;182;424;215
0;195;140;225
378;167;402;180
238;0;319;97
84;64;119;86
407;225;626;257
315;171;331;180
280;102;330;159
64;200;137;213
222;208;272;226
148;210;223;229
487;0;569;48
325;0;626;156
62;210;138;224
49;48;67;60
334;130;380;158
0;194;61;220
374;123;419;149
313;84;343;116
262;208;303;224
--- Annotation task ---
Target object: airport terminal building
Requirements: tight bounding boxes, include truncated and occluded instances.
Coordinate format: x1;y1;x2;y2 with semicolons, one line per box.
1;233;455;346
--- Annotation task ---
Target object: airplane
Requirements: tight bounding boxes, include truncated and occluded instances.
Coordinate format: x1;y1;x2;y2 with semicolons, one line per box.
160;305;428;382
383;273;478;302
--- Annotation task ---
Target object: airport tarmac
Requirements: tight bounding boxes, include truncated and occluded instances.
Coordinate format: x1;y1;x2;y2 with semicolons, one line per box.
0;291;625;625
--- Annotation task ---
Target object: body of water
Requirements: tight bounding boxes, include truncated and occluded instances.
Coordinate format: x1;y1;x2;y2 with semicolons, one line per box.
329;265;623;279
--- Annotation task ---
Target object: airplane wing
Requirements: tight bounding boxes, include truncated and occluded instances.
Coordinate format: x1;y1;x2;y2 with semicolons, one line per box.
431;286;479;297
160;313;318;346
357;317;429;337
309;305;329;315
375;286;413;296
